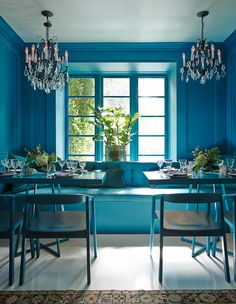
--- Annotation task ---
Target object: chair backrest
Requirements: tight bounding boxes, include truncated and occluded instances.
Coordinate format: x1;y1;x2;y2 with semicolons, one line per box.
24;194;87;206
0;195;16;233
160;193;224;229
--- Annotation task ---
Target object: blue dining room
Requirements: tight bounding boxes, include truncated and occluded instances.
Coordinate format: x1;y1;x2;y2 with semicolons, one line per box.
0;0;236;302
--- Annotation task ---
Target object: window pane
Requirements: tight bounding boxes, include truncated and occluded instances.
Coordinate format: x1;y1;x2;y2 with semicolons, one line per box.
69;118;94;135
103;78;130;96
69;78;95;96
138;78;164;96
69;137;94;155
139;98;164;116
139;117;165;135
103;98;130;113
139;156;164;162
68;98;95;115
139;137;165;154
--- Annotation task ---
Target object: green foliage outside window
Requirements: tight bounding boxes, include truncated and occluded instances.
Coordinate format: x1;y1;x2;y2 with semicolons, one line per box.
68;78;95;158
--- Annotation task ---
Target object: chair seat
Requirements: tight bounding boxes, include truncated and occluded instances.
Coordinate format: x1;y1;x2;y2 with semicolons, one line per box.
0;212;23;232
156;210;220;232
29;211;86;233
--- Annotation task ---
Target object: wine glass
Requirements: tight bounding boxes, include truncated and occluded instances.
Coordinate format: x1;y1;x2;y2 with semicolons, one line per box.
1;159;7;172
5;159;12;172
164;159;172;171
18;161;25;175
178;159;187;172
71;161;78;174
157;160;164;171
66;160;72;172
59;160;65;171
226;158;235;172
79;161;86;174
11;159;19;174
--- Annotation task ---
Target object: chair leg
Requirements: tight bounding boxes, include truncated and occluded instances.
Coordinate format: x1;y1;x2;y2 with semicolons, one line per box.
9;233;15;286
19;235;27;285
221;234;231;283
150;197;156;255
206;237;211;256
92;197;97;258
86;235;91;285
36;239;40;258
30;238;35;259
233;230;236;282
159;233;163;284
56;239;61;257
14;226;22;257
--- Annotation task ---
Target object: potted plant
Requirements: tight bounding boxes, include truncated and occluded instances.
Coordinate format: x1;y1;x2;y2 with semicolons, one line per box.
90;106;141;161
192;146;221;172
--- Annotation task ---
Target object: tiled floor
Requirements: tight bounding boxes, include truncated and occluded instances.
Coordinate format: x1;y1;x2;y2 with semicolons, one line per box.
0;234;235;290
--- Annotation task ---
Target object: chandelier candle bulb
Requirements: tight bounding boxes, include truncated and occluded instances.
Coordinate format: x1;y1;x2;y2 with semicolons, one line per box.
211;44;215;59
218;49;221;64
182;52;186;66
25;47;28;63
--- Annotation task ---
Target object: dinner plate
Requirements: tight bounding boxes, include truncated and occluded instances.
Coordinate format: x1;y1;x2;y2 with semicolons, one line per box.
0;172;15;177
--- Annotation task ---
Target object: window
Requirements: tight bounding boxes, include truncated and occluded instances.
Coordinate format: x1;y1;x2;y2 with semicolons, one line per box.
67;77;96;160
138;77;166;161
66;75;167;161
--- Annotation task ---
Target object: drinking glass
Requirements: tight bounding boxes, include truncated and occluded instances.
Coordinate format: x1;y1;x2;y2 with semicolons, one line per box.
18;161;25;175
178;159;187;172
226;158;235;172
5;159;12;172
1;159;7;172
71;161;78;174
157;160;164;170
79;161;86;174
12;159;19;174
164;159;172;171
59;160;65;171
66;160;72;172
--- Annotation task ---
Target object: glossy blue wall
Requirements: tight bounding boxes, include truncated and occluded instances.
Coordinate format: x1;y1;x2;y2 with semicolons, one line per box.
225;30;236;153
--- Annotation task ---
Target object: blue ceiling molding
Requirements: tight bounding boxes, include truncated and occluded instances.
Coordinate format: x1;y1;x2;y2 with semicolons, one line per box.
224;29;236;51
0;17;24;48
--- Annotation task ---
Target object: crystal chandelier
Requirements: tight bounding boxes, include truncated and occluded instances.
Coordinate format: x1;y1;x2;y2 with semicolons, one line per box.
180;10;226;85
24;10;69;94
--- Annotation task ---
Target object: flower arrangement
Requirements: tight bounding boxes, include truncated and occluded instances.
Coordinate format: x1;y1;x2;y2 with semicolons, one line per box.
192;146;221;173
25;144;58;170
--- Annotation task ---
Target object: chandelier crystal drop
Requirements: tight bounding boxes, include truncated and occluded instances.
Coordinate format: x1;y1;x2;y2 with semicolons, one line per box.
24;10;69;94
180;10;226;85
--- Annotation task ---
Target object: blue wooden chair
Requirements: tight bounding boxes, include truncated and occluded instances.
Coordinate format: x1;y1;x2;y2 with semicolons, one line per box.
217;194;236;281
157;193;230;284
19;194;94;285
0;195;22;285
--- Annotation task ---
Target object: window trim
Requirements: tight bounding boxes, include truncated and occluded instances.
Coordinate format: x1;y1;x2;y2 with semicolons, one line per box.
65;73;169;161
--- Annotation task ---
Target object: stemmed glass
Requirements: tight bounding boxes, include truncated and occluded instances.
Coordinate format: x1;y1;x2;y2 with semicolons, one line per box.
164;159;172;171
11;159;19;174
226;158;235;172
1;159;7;172
5;159;12;172
66;160;72;172
18;161;25;175
71;161;78;175
157;160;164;171
59;160;65;172
178;159;187;172
79;161;86;174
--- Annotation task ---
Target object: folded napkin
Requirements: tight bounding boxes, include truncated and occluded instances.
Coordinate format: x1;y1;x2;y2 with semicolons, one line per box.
53;172;73;178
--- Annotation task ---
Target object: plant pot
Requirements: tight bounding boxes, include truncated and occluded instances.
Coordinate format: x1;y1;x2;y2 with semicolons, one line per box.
105;145;127;161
